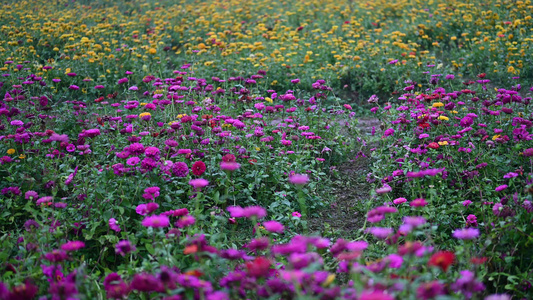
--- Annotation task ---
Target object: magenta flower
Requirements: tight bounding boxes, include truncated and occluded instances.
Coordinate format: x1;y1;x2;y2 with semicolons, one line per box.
263;220;285;233
393;197;407;204
109;218;121;232
410;198;428;207
175;215;196;228
289;174;309;185
94;85;105;89
189;178;209;189
141;215;169;228
220;161;241;171
68;85;80;90
452;228;480;240
367;227;393;239
383;128;395;137
243;206;267;219
118;78;129;84
495;185;508;192
60;241;85;251
126;157;140;166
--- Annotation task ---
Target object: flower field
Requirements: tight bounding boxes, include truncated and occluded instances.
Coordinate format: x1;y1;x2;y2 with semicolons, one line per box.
0;0;532;299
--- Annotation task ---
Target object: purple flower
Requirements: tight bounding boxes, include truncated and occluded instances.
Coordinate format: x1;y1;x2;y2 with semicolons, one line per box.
141;215;170;228
25;190;38;200
69;85;80;90
451;270;485;298
452;228;480;240
172;162;189;177
503;172;518;179
115;240;136;256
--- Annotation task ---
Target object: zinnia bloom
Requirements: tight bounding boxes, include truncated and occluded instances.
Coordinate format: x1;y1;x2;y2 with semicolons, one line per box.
263;220;285;233
141;215;169;228
191;161;206;176
289;174;309;185
428;251;455;271
60;241;85;252
452;228;480;240
189;178;209;189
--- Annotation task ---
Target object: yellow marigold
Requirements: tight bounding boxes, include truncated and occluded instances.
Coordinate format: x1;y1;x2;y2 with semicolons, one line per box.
139;112;151;118
148;48;157;55
7;149;15;155
432;102;444;107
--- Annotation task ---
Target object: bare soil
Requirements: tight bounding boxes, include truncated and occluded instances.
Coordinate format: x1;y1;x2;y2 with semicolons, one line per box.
308;118;380;239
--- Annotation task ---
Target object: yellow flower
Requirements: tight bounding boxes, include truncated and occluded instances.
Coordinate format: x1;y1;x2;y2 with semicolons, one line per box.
19;154;26;159
438;141;448;146
140;103;147;106
492;135;501;140
265;97;273;103
139;112;151;119
7;149;15;155
148;48;157;55
432;102;444;107
438;116;449;121
177;114;187;119
323;274;336;287
255;147;261;151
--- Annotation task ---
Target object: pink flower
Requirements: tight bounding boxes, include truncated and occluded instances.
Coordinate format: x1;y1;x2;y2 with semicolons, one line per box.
292;211;302;218
263;220;285;233
393;197;407;204
141;215;170;228
289;174;309;185
189;178;209;189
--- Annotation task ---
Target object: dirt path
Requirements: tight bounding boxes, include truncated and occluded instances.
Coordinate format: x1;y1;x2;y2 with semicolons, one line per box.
309;118;380;238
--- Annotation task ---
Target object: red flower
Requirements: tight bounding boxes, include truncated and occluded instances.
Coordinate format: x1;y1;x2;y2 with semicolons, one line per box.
470;257;488;265
477;73;486;78
191;161;206;176
428;142;439;149
222;154;236;163
428;251;455;272
245;257;271;278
